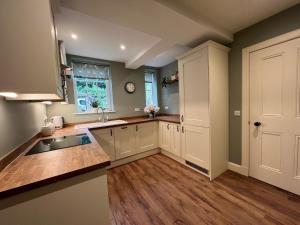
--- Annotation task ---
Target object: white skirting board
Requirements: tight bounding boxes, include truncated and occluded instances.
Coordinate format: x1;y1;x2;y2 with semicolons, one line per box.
227;162;249;176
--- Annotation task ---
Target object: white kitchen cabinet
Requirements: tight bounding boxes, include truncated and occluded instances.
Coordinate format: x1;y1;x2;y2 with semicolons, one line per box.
114;125;136;159
91;128;116;161
0;0;63;101
136;122;158;153
159;122;181;157
159;122;171;152
171;124;181;157
178;41;229;180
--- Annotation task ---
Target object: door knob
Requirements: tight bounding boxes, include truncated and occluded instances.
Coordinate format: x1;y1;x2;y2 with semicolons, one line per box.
254;122;262;127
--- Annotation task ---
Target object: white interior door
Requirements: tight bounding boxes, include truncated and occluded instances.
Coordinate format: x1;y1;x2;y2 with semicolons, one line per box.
249;38;300;195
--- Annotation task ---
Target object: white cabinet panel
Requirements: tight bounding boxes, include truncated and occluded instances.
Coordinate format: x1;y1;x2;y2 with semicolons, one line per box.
171;124;181;157
178;41;229;179
0;0;63;101
159;122;171;152
136;122;158;153
179;48;209;128
182;126;210;170
114;125;136;159
91;128;115;161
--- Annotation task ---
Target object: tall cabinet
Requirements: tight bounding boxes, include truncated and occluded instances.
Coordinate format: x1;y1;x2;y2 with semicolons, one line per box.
178;41;229;180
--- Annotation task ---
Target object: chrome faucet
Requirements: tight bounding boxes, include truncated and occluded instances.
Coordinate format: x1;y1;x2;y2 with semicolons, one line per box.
99;107;106;122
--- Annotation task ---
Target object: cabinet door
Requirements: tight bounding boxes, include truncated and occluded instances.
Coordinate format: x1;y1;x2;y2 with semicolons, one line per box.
0;0;63;100
114;125;136;159
179;47;209;127
182;126;209;170
136;122;158;153
171;124;181;157
91;128;115;161
160;122;171;152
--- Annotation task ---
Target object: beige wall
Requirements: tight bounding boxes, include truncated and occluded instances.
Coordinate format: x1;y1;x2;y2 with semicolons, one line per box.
0;98;46;158
47;55;159;123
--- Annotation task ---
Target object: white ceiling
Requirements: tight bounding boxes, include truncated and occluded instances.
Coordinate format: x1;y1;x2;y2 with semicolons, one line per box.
145;45;191;67
56;7;161;63
155;0;300;33
56;0;300;68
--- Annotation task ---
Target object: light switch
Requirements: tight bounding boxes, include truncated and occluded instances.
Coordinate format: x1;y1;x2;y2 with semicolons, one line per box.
134;108;141;112
165;106;169;110
234;110;241;116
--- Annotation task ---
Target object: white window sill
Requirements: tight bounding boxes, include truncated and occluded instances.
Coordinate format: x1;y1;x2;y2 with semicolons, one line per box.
74;110;116;115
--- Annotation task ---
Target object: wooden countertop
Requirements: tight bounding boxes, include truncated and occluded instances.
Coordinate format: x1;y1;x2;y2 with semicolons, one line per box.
0;115;179;198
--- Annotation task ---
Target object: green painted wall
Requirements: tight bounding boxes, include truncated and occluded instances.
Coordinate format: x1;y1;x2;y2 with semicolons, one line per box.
229;4;300;164
47;55;159;123
159;61;179;114
0;99;46;157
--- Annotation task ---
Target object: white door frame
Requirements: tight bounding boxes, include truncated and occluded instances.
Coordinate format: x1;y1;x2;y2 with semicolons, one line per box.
241;28;300;175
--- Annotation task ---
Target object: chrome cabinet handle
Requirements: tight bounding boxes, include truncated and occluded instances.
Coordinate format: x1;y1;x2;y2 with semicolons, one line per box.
182;126;184;133
110;129;113;136
181;115;184;122
177;125;179;132
121;126;127;129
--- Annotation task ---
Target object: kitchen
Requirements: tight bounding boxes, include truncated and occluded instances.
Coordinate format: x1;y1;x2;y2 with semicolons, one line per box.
0;1;300;225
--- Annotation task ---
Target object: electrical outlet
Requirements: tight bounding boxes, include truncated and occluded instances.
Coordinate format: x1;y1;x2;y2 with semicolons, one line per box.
134;108;141;112
234;110;241;116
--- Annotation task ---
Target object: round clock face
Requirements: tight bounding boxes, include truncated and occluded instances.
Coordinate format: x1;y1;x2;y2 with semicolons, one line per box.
125;82;136;94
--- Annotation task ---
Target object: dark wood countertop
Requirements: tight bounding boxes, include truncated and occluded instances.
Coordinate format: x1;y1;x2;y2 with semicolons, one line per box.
0;115;179;198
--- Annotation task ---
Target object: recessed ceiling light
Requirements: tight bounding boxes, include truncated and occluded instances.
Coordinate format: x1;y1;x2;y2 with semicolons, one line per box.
42;101;52;105
71;33;78;39
120;44;126;50
0;92;18;98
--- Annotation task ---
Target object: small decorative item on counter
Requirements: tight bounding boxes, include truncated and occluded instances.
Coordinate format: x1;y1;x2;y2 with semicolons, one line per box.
41;116;55;136
90;100;99;113
144;105;160;118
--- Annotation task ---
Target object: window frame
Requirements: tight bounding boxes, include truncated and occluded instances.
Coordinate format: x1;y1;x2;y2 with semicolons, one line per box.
72;62;114;114
144;70;158;107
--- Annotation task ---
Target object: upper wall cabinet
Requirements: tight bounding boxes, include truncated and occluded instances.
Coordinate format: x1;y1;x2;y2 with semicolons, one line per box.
0;0;63;101
178;41;230;180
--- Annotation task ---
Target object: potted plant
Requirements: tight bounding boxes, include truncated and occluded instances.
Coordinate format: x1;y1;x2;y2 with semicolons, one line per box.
90;100;99;113
144;105;160;118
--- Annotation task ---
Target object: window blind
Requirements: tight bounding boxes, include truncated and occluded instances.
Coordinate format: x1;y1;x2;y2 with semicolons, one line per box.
72;62;110;80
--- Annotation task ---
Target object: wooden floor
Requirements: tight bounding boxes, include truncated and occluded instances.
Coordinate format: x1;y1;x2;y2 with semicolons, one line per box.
108;154;300;225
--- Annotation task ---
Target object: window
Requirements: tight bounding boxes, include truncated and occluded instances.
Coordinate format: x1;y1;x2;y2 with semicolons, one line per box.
145;70;158;106
73;62;114;113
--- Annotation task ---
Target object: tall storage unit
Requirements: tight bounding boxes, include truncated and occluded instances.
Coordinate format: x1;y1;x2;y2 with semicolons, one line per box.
178;41;229;180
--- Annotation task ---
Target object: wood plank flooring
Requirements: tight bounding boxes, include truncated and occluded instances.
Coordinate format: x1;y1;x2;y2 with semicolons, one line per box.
108;154;300;225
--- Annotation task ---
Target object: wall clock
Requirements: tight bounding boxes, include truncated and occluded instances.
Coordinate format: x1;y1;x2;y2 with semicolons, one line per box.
124;81;136;94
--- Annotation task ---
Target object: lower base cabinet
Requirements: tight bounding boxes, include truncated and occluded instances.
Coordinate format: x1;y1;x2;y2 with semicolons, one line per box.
92;122;158;161
159;122;181;157
114;125;136;159
136;122;158;153
91;128;115;161
181;126;210;170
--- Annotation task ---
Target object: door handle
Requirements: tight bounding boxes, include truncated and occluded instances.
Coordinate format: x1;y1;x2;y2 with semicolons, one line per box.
136;125;138;132
254;122;262;127
121;126;127;129
110;129;113;136
181;115;184;122
182;126;184;133
177;125;179;132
